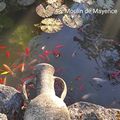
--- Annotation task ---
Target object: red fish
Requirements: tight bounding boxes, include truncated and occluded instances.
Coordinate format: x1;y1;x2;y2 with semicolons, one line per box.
0;77;6;84
43;50;52;57
0;45;7;49
80;84;85;91
111;71;120;79
21;75;35;83
52;49;61;58
25;48;30;57
55;44;64;49
55;67;64;74
75;75;81;80
6;51;10;58
0;78;4;84
39;54;46;60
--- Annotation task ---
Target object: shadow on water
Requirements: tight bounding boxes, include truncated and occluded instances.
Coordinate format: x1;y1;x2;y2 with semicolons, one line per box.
0;0;120;108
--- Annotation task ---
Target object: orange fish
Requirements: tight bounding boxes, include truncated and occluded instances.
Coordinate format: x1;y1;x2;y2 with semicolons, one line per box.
20;63;25;72
28;59;38;65
0;77;6;85
17;63;25;72
3;64;14;75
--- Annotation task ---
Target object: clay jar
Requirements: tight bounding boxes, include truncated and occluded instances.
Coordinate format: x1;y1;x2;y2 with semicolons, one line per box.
23;63;71;120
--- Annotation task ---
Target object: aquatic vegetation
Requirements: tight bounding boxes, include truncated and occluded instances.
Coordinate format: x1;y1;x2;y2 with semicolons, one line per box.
10;25;33;46
54;4;68;15
46;0;63;5
36;4;55;18
35;18;63;33
0;16;14;33
34;0;94;32
63;13;83;28
47;0;63;8
73;0;94;5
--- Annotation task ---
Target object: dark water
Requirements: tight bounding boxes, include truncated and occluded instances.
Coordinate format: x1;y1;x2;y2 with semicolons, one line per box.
0;0;120;108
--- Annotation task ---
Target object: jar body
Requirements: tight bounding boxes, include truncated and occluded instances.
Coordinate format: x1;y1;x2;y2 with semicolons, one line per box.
24;93;71;120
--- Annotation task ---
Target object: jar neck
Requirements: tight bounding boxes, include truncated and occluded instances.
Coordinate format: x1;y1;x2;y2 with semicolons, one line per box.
36;73;55;95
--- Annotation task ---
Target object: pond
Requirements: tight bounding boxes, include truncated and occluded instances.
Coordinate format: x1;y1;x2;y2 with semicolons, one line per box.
0;0;120;109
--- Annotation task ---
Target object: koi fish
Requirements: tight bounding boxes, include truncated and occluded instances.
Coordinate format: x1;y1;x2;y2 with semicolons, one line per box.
55;44;64;49
80;84;85;91
1;71;9;75
3;64;14;75
41;45;46;50
75;75;81;80
43;50;52;57
93;77;107;83
39;54;46;60
81;93;93;100
6;51;10;58
21;75;35;83
0;77;6;84
39;54;50;62
25;48;30;57
28;59;38;66
55;67;64;74
20;63;25;72
0;68;4;72
111;71;120;79
16;63;25;72
52;49;61;58
0;45;7;49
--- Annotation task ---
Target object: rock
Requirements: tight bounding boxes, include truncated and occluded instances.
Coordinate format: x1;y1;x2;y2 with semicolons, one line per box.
0;113;8;120
68;101;120;120
0;84;23;120
0;2;6;12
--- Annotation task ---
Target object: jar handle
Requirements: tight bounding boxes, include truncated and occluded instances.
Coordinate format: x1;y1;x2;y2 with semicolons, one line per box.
22;77;35;103
53;76;67;100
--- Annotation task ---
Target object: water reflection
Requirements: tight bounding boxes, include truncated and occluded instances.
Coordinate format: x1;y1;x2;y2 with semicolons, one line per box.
74;22;119;71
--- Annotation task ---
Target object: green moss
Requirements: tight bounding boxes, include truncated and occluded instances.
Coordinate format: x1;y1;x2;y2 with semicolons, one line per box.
10;24;33;47
0;16;14;33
